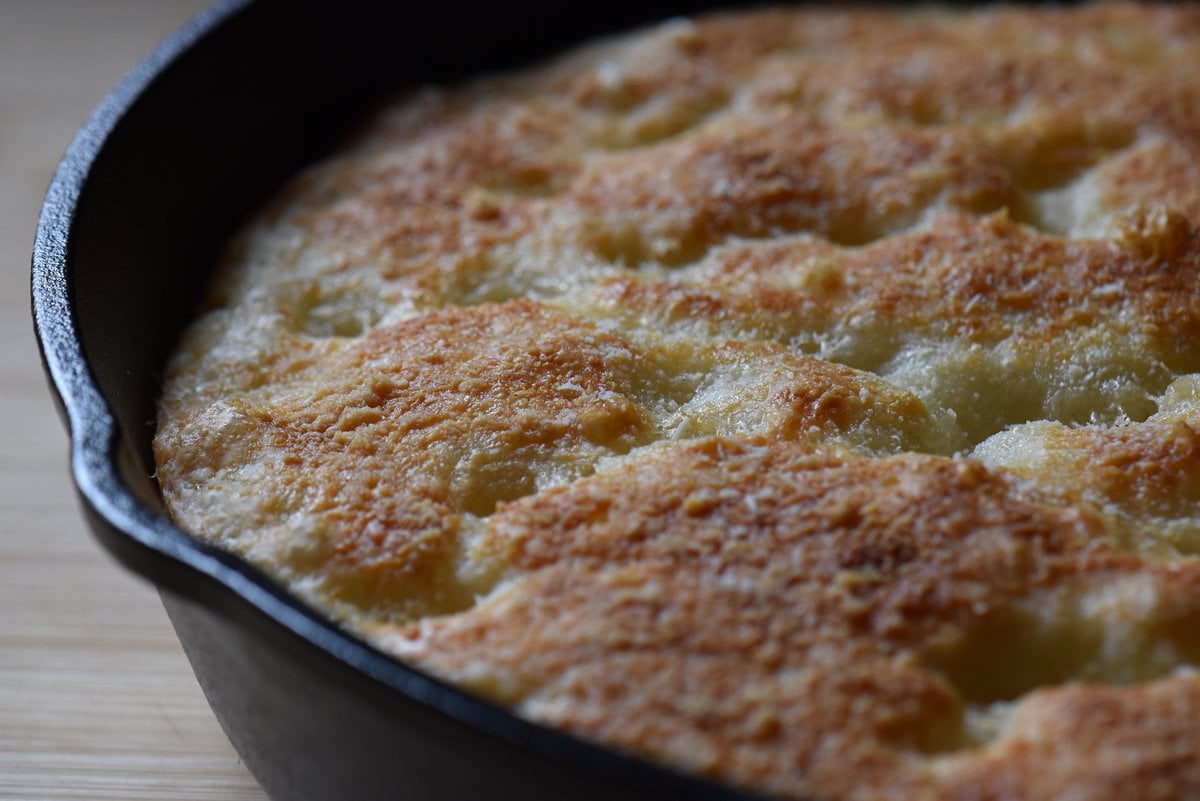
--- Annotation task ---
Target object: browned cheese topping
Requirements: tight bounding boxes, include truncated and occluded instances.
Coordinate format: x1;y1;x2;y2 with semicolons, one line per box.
155;4;1200;799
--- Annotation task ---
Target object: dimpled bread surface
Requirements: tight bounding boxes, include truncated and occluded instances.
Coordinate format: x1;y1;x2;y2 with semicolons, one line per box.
154;4;1200;799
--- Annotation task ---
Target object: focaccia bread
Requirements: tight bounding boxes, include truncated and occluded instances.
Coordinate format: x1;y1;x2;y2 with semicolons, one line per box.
154;4;1200;799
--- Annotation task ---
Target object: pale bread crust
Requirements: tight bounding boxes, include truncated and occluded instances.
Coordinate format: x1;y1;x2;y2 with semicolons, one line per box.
155;4;1200;799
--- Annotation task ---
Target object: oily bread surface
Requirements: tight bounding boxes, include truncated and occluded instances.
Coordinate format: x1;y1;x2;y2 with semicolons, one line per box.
155;4;1200;799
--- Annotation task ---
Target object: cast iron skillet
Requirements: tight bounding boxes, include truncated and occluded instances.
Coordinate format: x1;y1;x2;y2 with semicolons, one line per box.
32;1;780;799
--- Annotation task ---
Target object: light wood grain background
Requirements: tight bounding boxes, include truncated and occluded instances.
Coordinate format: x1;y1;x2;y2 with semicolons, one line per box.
0;2;269;798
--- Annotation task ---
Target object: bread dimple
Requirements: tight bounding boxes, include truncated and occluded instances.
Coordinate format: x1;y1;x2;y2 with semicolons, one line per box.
976;376;1200;554
155;4;1200;799
934;676;1200;801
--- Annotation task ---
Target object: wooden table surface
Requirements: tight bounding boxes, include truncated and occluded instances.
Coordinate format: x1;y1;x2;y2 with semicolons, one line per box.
0;2;269;798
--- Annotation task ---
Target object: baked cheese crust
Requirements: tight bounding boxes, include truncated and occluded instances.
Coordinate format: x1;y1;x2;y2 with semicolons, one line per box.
155;4;1200;798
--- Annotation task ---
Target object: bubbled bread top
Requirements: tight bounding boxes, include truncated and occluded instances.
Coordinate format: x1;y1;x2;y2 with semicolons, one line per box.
156;4;1200;799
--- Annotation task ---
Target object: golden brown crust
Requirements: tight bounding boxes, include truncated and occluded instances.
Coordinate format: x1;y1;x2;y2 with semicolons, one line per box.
389;438;1200;799
935;676;1200;801
155;300;948;622
155;4;1200;799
